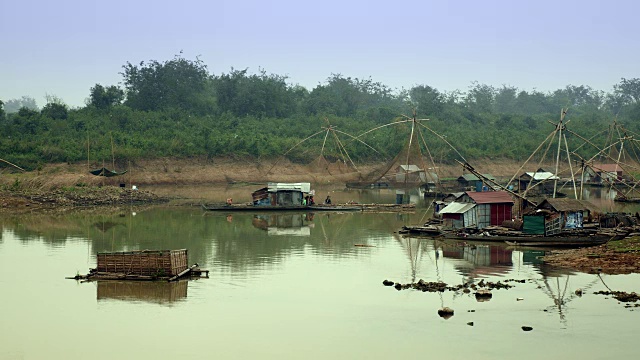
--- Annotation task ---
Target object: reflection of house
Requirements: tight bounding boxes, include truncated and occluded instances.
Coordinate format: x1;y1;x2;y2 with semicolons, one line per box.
518;169;559;194
457;173;496;191
584;164;623;184
252;182;310;206
525;198;598;235
252;214;312;236
441;244;513;278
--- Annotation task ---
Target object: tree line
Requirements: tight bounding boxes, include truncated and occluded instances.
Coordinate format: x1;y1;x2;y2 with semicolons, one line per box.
1;54;639;171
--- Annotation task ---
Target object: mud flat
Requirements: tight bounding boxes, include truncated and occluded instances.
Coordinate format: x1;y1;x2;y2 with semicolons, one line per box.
543;236;640;274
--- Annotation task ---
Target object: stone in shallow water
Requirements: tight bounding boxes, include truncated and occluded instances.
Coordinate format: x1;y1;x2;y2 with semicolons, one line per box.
438;307;454;319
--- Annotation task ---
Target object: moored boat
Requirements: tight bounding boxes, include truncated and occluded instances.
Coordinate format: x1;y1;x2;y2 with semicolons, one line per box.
440;229;628;248
399;225;442;236
201;203;361;212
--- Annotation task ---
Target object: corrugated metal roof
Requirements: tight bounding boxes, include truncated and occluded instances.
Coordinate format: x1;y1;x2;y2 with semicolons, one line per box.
440;202;476;214
458;174;495;181
398;165;422;172
523;172;559;180
537;198;599;213
465;191;514;204
591;163;623;173
267;182;311;193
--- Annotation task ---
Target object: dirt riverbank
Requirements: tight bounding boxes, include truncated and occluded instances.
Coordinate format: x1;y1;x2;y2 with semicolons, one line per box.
0;156;528;189
542;237;640;275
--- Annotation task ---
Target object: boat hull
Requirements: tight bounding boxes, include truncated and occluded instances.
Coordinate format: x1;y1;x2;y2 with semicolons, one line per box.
201;204;361;212
440;231;626;248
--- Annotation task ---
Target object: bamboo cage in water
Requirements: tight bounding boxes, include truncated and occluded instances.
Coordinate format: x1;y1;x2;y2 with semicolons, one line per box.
96;249;188;277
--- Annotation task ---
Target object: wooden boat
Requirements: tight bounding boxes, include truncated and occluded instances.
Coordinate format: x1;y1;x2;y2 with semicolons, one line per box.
440;229;628;248
308;204;362;211
399;225;442;236
201;203;361;212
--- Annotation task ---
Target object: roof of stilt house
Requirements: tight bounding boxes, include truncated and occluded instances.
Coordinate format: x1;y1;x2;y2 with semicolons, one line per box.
439;202;476;214
590;163;623;173
464;191;514;204
536;198;599;213
458;173;496;181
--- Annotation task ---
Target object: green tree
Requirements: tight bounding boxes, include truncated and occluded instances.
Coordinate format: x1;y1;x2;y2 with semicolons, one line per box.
614;77;640;104
41;95;68;120
493;85;518;114
465;82;495;113
409;85;443;117
213;68;300;118
121;54;213;113
88;84;124;109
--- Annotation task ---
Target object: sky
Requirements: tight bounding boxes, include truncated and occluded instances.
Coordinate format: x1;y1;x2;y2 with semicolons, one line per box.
1;0;639;108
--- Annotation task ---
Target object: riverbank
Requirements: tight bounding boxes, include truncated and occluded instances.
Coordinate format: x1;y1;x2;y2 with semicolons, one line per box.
0;156;528;188
542;236;640;274
0;186;167;213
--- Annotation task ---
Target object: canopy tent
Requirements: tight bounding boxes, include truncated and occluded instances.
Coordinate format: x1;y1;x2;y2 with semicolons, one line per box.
90;167;128;177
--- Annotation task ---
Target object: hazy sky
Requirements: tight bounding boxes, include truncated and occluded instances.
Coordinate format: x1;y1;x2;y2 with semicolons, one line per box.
1;0;638;108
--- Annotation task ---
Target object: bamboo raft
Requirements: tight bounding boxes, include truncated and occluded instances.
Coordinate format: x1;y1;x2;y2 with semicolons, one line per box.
68;249;209;282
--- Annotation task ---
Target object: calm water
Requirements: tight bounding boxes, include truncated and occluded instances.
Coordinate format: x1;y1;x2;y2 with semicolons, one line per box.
1;186;639;360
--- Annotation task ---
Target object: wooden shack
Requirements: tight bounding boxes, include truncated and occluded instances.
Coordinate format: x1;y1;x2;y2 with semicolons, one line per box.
96;249;188;277
518;168;559;195
440;202;477;229
457;173;496;191
584;163;623;184
461;191;514;229
534;198;598;232
252;182;311;206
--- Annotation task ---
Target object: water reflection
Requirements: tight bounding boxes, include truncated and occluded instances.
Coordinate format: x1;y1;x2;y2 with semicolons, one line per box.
251;213;314;236
96;280;188;305
2;206;640;359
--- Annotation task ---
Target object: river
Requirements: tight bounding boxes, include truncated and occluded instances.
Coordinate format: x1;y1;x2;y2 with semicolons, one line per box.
0;185;638;359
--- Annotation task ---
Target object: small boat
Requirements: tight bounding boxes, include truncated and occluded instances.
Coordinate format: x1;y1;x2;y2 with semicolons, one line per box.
399;225;442;236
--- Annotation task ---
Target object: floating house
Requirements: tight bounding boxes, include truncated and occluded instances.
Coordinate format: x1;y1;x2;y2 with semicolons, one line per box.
518;168;560;194
395;164;425;183
442;192;464;203
440;202;477;229
584;163;623;184
460;191;514;229
440;191;514;229
252;182;311;206
524;198;599;235
433;192;463;218
457;173;496;191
